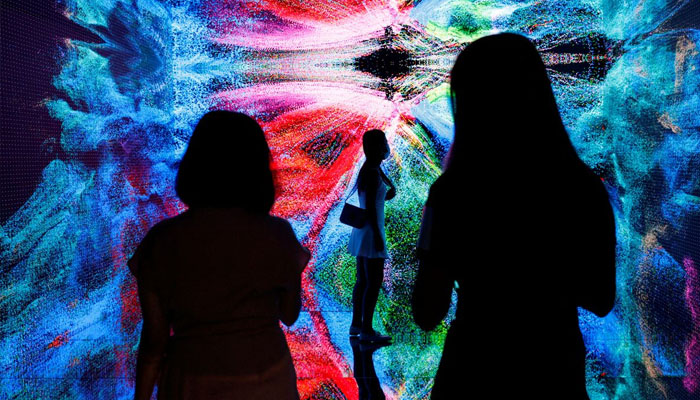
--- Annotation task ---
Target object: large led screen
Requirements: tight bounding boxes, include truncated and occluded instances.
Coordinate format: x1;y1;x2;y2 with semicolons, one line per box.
1;0;699;399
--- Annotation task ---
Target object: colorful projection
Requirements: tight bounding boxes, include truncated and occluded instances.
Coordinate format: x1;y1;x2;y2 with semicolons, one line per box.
1;0;699;399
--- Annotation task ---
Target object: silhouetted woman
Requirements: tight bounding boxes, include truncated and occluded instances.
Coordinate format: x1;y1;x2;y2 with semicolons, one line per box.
128;111;310;400
412;33;616;399
348;129;396;342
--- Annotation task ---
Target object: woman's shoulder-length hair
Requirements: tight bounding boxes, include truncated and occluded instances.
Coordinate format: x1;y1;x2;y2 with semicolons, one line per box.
175;110;275;213
446;32;585;174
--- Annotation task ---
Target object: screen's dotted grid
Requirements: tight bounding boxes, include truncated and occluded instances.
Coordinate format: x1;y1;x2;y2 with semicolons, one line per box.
1;1;699;399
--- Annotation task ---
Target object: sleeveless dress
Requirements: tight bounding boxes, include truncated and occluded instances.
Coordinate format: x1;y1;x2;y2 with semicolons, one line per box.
347;167;389;259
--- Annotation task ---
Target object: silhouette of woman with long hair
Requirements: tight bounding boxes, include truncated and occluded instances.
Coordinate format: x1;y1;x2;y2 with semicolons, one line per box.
412;33;616;399
348;129;396;342
128;111;310;400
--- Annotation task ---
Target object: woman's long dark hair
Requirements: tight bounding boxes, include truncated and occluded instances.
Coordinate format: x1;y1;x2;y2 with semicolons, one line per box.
447;33;587;178
175;110;275;213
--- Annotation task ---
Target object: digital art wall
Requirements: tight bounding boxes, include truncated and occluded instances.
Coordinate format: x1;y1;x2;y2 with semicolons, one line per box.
1;0;699;399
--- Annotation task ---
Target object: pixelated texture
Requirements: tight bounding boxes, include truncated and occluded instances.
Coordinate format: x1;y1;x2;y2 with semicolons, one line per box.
0;1;698;399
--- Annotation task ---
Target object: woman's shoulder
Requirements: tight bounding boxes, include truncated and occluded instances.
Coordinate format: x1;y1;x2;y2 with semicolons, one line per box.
138;209;227;255
264;215;297;236
141;213;182;241
566;167;610;203
263;216;309;266
128;215;181;276
134;212;189;255
358;165;381;185
143;208;298;239
426;172;456;206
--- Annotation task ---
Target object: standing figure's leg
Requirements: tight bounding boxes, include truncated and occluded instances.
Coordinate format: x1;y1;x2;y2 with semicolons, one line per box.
350;256;366;335
361;257;386;337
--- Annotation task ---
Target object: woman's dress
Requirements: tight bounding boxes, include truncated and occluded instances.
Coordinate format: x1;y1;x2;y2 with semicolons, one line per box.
347;167;389;259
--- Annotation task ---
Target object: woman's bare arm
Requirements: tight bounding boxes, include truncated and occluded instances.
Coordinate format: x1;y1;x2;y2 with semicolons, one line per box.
279;248;310;326
279;278;302;326
279;221;311;326
362;168;384;251
412;255;454;331
134;285;169;400
575;181;617;317
412;178;453;331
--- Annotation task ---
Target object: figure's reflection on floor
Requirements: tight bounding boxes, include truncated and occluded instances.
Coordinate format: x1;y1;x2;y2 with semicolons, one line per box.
350;337;391;400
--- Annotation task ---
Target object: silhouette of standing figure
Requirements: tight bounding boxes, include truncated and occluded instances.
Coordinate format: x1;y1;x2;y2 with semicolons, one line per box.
348;129;396;343
128;111;310;400
411;33;616;399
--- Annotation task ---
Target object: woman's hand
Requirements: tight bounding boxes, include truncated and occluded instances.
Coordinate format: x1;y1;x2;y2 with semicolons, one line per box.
385;187;396;200
379;169;396;200
374;235;385;252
